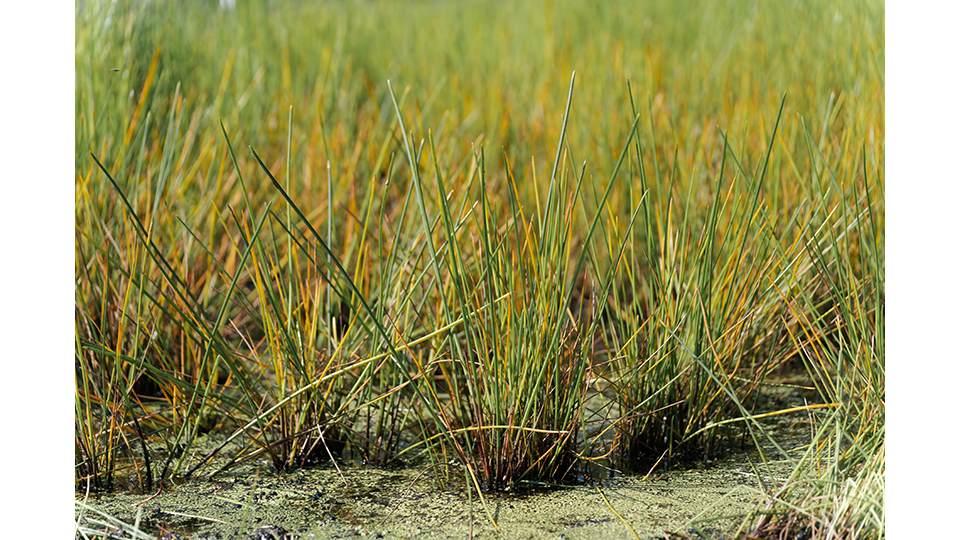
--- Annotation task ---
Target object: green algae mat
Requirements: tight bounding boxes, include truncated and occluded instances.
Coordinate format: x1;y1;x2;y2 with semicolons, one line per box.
78;387;813;538
80;459;792;539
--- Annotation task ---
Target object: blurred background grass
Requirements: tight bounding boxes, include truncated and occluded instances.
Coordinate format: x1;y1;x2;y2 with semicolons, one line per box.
77;0;882;170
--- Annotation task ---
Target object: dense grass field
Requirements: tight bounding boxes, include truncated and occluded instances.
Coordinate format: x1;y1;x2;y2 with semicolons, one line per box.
76;0;883;537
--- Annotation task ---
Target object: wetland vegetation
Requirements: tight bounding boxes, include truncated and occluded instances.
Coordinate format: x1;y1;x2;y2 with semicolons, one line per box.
75;1;884;537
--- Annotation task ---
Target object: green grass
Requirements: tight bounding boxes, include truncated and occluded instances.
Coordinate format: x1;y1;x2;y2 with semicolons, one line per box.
753;143;884;538
76;0;883;536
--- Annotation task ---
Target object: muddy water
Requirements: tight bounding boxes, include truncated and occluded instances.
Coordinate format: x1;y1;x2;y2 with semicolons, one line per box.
79;388;813;538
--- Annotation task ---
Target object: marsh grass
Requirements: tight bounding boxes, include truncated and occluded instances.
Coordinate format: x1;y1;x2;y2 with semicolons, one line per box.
598;95;789;471
382;76;651;489
76;0;883;535
751;141;884;539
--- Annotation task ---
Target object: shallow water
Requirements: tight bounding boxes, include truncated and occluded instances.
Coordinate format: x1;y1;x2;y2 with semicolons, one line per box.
80;453;803;538
78;387;813;538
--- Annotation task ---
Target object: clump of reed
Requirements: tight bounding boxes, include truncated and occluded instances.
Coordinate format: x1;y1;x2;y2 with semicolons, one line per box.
385;77;645;489
752;135;884;539
598;96;807;472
